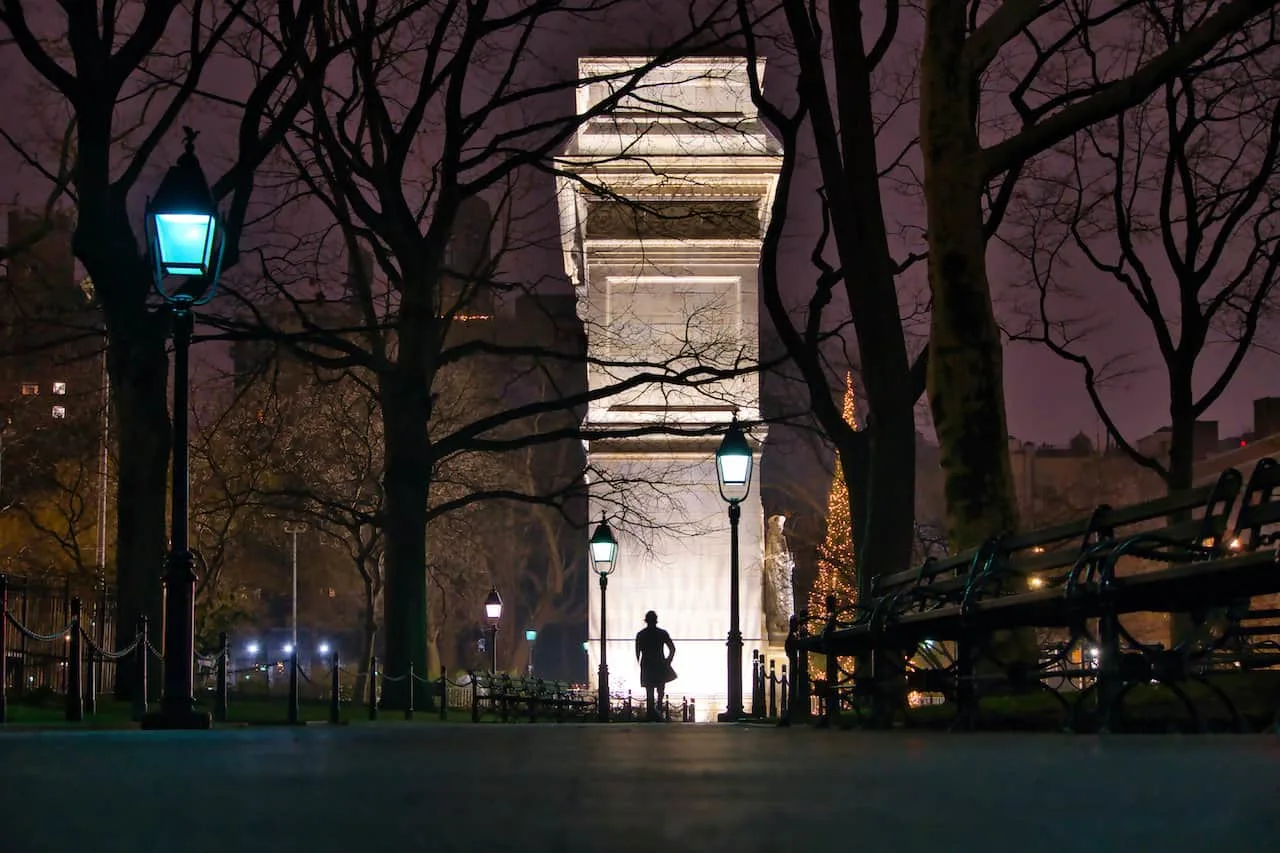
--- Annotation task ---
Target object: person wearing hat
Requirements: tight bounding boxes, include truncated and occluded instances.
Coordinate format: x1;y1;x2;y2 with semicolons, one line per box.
635;610;676;721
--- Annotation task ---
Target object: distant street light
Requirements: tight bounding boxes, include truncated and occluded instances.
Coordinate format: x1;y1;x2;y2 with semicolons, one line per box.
246;642;260;656
282;521;308;653
142;127;224;731
484;588;503;673
715;415;753;723
318;642;331;657
589;515;619;721
525;628;537;677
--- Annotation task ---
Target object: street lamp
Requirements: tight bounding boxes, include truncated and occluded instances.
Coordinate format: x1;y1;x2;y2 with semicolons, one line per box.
282;521;308;653
142;127;224;730
525;628;537;677
715;415;753;722
484;587;502;674
589;515;619;722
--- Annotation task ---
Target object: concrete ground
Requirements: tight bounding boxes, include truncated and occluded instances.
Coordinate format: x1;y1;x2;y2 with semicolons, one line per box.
2;724;1278;853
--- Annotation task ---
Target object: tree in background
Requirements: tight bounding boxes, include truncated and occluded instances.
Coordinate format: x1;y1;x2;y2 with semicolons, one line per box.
807;374;859;623
1006;4;1280;495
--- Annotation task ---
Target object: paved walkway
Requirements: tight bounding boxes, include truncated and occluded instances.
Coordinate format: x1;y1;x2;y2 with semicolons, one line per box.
2;724;1277;852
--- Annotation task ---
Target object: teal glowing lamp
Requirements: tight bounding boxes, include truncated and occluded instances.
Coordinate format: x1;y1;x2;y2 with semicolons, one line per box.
525;628;537;642
145;127;224;306
588;515;619;577
715;415;753;504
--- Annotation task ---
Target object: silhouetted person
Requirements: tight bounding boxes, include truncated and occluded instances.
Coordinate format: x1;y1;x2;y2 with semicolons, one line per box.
636;610;676;721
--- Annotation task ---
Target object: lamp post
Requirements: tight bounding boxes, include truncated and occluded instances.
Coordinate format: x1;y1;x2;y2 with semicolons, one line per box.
142;127;224;730
484;587;502;674
282;521;308;653
589;515;619;722
524;628;537;677
715;415;753;722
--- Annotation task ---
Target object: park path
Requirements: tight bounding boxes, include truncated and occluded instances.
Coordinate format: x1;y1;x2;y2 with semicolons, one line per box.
1;725;1277;852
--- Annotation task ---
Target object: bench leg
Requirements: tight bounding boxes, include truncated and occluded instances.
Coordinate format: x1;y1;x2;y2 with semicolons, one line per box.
954;638;976;731
1097;610;1121;733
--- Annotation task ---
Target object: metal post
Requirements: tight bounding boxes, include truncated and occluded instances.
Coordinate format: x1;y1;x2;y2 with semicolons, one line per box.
769;659;778;718
489;625;498;675
288;650;300;725
215;632;228;723
751;649;760;717
145;311;208;729
780;663;789;719
405;662;415;720
132;617;149;721
0;574;7;724
439;666;447;721
18;584;28;696
329;651;340;725
86;653;97;716
470;670;479;723
368;655;378;721
720;500;744;721
597;573;610;722
66;598;83;722
824;595;839;726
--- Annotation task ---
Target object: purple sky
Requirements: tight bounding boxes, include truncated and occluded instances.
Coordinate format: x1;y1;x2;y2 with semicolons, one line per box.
1;2;1275;451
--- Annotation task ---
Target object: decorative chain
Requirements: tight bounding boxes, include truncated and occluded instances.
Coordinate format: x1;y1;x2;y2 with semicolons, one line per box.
78;625;143;661
4;611;74;643
145;638;165;662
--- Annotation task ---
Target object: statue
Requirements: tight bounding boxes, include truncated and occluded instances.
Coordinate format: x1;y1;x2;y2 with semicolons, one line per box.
763;514;796;642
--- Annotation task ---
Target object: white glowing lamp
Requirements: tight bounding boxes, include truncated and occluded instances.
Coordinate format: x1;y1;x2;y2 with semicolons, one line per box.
589;516;619;576
715;416;753;504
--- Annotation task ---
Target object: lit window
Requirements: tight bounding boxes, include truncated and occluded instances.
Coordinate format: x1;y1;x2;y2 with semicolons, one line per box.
52;381;66;395
51;405;66;419
20;382;38;396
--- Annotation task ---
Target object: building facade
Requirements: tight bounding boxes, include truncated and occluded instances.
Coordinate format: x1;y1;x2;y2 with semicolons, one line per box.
557;57;782;718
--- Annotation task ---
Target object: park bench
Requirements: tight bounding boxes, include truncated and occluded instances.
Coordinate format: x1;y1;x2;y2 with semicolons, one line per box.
794;463;1280;730
471;673;594;722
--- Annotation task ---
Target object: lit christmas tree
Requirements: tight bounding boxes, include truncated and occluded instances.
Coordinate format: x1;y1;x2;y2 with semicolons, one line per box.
808;373;858;623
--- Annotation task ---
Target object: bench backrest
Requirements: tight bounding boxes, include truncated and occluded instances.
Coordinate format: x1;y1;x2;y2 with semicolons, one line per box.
1231;457;1280;551
1095;467;1242;549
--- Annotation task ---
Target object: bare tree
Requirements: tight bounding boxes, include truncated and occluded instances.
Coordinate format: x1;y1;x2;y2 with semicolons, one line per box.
208;0;774;708
918;0;1279;551
739;0;927;594
1006;6;1280;493
0;1;333;695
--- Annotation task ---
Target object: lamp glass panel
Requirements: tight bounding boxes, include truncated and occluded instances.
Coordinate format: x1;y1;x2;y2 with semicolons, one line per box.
154;213;214;275
589;538;617;566
485;602;502;620
716;452;751;487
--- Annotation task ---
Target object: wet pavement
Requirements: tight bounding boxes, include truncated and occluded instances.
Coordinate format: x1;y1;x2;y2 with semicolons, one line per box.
2;724;1278;852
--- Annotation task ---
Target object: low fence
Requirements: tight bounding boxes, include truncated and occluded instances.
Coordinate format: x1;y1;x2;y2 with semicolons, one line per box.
0;575;118;699
3;574;773;725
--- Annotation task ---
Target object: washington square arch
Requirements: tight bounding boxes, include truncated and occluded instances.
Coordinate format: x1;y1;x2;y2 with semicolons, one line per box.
557;57;792;720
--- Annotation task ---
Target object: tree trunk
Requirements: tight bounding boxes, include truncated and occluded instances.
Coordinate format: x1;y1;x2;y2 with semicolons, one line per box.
828;0;918;585
920;0;1019;550
378;371;431;711
921;1;1031;671
352;571;379;708
1167;368;1198;643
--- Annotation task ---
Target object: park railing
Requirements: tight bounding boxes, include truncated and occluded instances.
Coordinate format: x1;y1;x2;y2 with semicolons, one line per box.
0;573;709;727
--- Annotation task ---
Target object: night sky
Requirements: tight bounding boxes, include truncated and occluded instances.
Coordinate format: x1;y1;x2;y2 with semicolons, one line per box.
0;1;1275;449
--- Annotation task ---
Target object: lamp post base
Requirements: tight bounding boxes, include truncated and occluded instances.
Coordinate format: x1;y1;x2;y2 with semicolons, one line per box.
716;710;747;723
141;707;212;730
